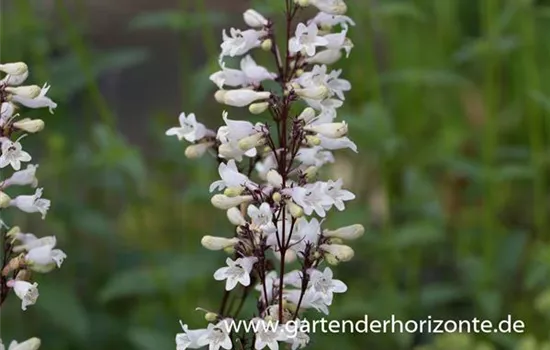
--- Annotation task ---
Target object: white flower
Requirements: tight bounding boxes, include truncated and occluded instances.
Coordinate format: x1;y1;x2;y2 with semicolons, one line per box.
13;235;56;253
240;56;277;86
5;337;41;350
296;147;334;167
11;83;57;113
217;112;263;160
248;202;276;234
309;12;355;28
286;183;332;217
5;85;41;99
326;69;351;100
323;224;364;240
255;270;279;302
213;256;258;290
252;318;288;350
26;244;67;270
289;23;329;57
318;134;357;153
319;243;354;263
243;9;268;28
166;113;209;142
0;62;28;76
284;288;329;314
309;0;348;15
308;267;347;305
323;29;353;57
226;207;246;225
291;217;322;253
305;49;342;65
209;159;250;193
1;164;38;188
0;138;31;171
321;179;355;211
221;28;265;58
11;280;39;310
0;102;15;126
176;323;209;350
196;320;233;350
9;188;51;219
282;320;310;350
211;194;253;210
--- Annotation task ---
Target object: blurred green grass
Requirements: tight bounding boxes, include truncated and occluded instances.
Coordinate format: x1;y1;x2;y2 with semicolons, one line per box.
1;0;550;349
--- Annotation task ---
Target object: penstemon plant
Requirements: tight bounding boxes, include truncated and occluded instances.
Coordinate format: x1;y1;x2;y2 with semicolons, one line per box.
167;1;362;349
0;62;66;350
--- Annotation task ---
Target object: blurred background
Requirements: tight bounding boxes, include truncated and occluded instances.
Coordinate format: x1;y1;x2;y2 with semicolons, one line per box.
1;0;550;349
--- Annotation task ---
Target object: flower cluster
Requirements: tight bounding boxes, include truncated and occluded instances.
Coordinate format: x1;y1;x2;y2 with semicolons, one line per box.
167;1;361;349
0;62;65;348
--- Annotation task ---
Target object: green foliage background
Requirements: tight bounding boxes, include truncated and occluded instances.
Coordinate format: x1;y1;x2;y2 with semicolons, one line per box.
1;0;550;349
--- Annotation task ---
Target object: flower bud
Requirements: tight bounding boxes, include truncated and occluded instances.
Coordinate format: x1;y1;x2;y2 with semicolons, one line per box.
295;0;310;7
214;90;227;103
0;191;12;208
261;39;273;51
304;122;348;138
319;244;354;263
303;166;318;181
295;69;304;77
201;236;239;251
298;107;316;123
249;102;270;115
224;186;244;197
294;85;329;100
310;0;347;15
306;49;342;65
324;224;365;240
266;169;283;188
2;255;24;276
227;207;246;225
185;142;213;159
223;90;271;107
13;118;45;133
218;143;235;159
272;192;282;203
6;226;21;240
305;135;321;147
243;9;268;28
223;246;235;254
211;194;253;210
205;312;219;322
0;62;28;75
238;133;265;150
286;200;303;218
6;85;41;99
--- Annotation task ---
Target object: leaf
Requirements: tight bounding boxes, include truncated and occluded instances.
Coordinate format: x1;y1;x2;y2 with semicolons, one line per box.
37;280;90;340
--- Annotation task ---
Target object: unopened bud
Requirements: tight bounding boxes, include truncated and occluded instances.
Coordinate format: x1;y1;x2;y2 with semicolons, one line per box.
211;194;253;210
249;102;270;115
304;122;348;138
298;107;316;123
214;90;227;103
261;39;273;51
0;191;12;208
266;169;283;188
6;226;21;239
13;118;45;133
295;0;310;6
286;200;303;218
11;337;41;350
305;135;321;146
310;0;347;15
6;85;41;99
319;244;354;263
306;49;342;65
238;133;265;151
304;166;318;181
224;186;244;197
227;207;246;225
0;62;28;75
272;192;282;203
324;224;365;240
223;246;235;254
295;69;304;77
205;312;218;322
295;85;329;100
201;236;239;251
243;9;268;28
185;142;213;159
2;255;24;276
224;90;271;108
